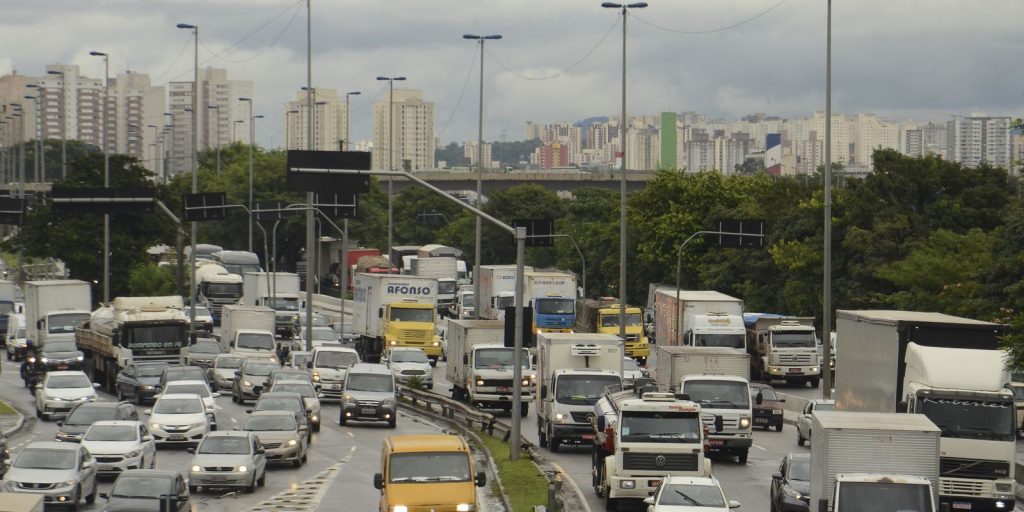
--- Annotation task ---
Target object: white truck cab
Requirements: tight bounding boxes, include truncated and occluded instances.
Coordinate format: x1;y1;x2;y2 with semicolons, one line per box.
680;374;753;464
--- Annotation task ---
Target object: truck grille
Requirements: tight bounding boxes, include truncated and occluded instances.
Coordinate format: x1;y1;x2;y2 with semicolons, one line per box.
95;456;124;463
622;452;699;472
624;335;639;342
398;329;432;342
776;353;813;364
940;477;987;496
482;379;513;388
940;457;1010;480
570;411;595;423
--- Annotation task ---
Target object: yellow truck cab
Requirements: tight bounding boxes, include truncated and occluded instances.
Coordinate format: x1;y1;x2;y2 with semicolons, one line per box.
374;434;486;512
575;298;650;362
383;301;442;360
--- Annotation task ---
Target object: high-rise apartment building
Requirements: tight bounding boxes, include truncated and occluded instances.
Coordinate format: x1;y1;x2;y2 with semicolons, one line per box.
372;89;435;171
168;67;251;177
283;88;348;151
464;140;493;169
850;114;899;169
903;128;924;158
946;115;1012;170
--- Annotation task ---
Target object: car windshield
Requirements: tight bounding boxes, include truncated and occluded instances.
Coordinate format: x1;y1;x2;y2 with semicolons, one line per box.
389;452;471;483
600;313;643;328
194;307;211;317
237;333;274;351
44;341;77;353
623;358;640;372
84;425;137;442
190;342;220;354
656;483;726;507
154;398;203;414
620;412;701;443
199;436;251;455
683;380;750;409
111;476;173;499
391;350;428;363
256;397;302;413
474;348;530;369
273;383;315;397
555;375;621;406
346;374;394;393
390;308;433;322
136;365;167;378
756;387;779;401
244;415;297;431
536;298;574;315
66;406;115;425
165;383;210;398
14;448;76;470
245;363;277;376
316;351;358;369
47;374;92;389
789;457;810;481
216;357;244;369
266;297;299;311
772;331;816;348
48;312;89;333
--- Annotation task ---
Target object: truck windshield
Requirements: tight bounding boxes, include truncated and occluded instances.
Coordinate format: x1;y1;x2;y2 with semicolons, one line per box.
125;325;188;351
495;296;514;309
389;452;471;483
555;374;621;406
536;298;574;315
205;283;242;296
461;294;475;308
0;302;14;315
438;281;457;295
237;333;275;351
48;312;89;333
836;482;931;512
691;333;745;349
390;308;434;322
620;412;701;443
266;297;299;311
772;331;816;348
600;313;642;328
683;380;750;409
917;396;1016;442
475;348;530;369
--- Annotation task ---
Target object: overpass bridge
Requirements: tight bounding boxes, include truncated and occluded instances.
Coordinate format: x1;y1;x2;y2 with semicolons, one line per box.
376;170;658;194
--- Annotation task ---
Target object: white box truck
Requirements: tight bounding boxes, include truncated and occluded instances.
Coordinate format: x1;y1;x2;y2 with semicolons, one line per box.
654;345;753;463
220;304;277;361
478;265;533;321
810;411;940;512
651;288;745;351
445;319;533;416
24;280;91;347
242;272;302;337
535;332;622;452
352;273;440;363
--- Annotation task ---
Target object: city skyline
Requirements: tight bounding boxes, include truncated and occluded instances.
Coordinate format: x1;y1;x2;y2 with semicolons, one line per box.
1;0;1021;151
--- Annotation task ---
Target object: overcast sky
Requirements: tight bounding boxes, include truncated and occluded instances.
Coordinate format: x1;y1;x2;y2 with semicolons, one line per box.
3;0;1022;149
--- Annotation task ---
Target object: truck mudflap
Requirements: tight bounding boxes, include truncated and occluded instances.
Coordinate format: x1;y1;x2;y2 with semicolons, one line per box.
939;495;1015;512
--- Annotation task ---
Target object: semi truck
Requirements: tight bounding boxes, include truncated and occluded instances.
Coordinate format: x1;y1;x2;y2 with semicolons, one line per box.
810;411;941;512
194;262;243;323
592;389;710;509
220;304;277;361
24;280;91;348
211;250;262;276
654;345;753;463
743;313;821;386
76;296;189;392
242;272;302;337
651;288;745;350
835;310;1015;511
478;265;533;321
338;248;382;290
575;298;651;363
352;273;440;363
409;256;458;316
535;332;623;452
445;319;533;416
525;271;577;333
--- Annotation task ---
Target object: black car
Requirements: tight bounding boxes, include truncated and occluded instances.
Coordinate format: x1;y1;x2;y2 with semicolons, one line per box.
771;453;811;512
115;362;169;404
56;401;139;443
101;470;190;512
159;365;210;391
39;340;84;371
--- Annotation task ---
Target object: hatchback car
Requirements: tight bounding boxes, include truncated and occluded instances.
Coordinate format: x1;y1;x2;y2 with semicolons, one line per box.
35;371;99;421
181;340;222;367
206;355;244;391
159;380;219;430
249;392;312;440
383;347;433;387
145;394;210;448
56;401;138;443
115;362;169;404
39;340;85;372
232;359;279;404
642;475;739;511
0;441;98;508
241;410;308;467
340;363;397;428
81;421;156;475
771;453;810;512
187;431;267;494
101;469;190;512
796;399;835;446
751;382;786;432
268;380;321;431
158;365;210;391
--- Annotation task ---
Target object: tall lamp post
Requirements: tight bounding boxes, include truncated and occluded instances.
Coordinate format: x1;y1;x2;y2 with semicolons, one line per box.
344;91;360;150
602;1;646;379
89;50;111;304
21;93;41;184
46;70;67;179
239;97;257;252
147;124;159;176
376;75;406;274
207;104;221;175
163;112;173;183
822;0;833;400
177;22;199;337
463;33;501;319
339;90;360;339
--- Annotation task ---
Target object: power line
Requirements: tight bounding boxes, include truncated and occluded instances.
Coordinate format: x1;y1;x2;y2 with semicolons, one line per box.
199;0;304;64
484;17;619;81
631;0;788;35
151;37;194;82
435;45;478;137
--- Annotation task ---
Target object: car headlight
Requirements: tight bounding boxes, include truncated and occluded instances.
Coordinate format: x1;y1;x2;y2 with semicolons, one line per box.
287;439;298;446
62;479;77;488
392;507;408;512
27;357;35;363
243;380;252;387
140;385;154;390
40;357;48;363
783;486;804;499
382;398;396;408
312;372;320;382
126;449;142;458
456;505;475;512
237;465;248;473
739;416;751;429
191;422;207;429
620;479;635;489
521;379;530;387
191;465;201;473
476;378;485;386
772;409;783;415
76;355;84;361
151;422;161;429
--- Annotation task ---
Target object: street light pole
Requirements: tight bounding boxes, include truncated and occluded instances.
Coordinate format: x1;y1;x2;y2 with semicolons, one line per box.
177;22;199;337
208;105;221;175
822;0;833;400
89;50;111;304
240;97;256;252
463;33;501;319
304;0;315;352
344;91;360;151
376;76;406;274
21;93;40;183
47;70;67;179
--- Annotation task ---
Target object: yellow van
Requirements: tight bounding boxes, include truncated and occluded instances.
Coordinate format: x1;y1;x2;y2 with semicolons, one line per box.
374;434;486;512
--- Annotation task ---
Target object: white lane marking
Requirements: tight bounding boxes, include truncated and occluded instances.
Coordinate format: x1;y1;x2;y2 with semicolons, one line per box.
246;446;356;512
752;444;767;451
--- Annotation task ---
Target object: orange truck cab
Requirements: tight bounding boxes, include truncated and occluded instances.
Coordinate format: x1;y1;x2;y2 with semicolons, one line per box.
374;434;486;512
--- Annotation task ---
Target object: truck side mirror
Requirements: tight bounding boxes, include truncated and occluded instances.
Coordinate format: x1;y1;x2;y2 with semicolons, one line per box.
373;473;384;490
378;307;383;319
540;385;548;399
475;471;486;487
596;416;605;430
755;392;763;405
714;415;724;433
462;354;469;365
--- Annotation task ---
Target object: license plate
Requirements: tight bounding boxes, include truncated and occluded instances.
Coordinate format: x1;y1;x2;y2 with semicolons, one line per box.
754;417;769;424
952;503;972;510
57;365;68;370
786;368;803;374
209;476;227;482
581;433;595;440
707;439;724;446
98;464;114;471
170;435;186;441
327;384;340;390
497;386;510;393
360;407;376;415
647;480;661;488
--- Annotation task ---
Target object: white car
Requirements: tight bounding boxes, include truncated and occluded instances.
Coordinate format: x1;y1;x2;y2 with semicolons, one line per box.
34;371;99;421
383;347;433;387
80;420;156;475
145;393;211;448
622;357;647;387
796;399;835;446
643;475;740;511
160;380;220;430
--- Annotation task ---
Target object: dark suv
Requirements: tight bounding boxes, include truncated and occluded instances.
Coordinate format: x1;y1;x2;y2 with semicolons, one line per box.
55;401;138;443
115;362;169;404
751;382;786;432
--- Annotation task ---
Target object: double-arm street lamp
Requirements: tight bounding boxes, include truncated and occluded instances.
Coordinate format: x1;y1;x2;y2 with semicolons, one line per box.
376;76;406;274
89;50;111;304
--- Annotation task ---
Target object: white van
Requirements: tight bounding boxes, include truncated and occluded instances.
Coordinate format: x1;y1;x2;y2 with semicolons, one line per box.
5;312;26;361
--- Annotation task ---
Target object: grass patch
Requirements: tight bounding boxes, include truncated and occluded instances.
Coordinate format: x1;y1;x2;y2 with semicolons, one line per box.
480;435;549;512
0;401;16;415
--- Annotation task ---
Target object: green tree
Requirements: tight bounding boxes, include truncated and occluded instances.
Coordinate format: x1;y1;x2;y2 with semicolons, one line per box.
127;263;177;296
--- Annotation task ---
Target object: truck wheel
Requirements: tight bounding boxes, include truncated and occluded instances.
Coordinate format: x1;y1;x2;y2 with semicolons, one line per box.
605;493;618;511
797;432;805;446
809;377;820;388
775;422;783;432
537;424;548;448
549;427;561;453
737;448;748;464
593;462;605;495
519;403;529;418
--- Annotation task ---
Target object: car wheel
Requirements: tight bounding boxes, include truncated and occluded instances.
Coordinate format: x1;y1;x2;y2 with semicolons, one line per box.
387;416;397;429
245;476;256;494
71;484;81;511
189;485;197;494
232;393;239;404
85;483;96;504
797;430;805;446
257;470;266;487
775;423;783;433
35;408;42;419
537;424;548;448
519;403;529;418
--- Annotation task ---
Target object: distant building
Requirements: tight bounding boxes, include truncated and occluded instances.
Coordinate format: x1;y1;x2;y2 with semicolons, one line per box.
168;67;251;177
464;140;493;169
902;128;923;158
946;115;1012;169
535;141;570;169
284;88;348;151
765;134;782;175
372;89;435;171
